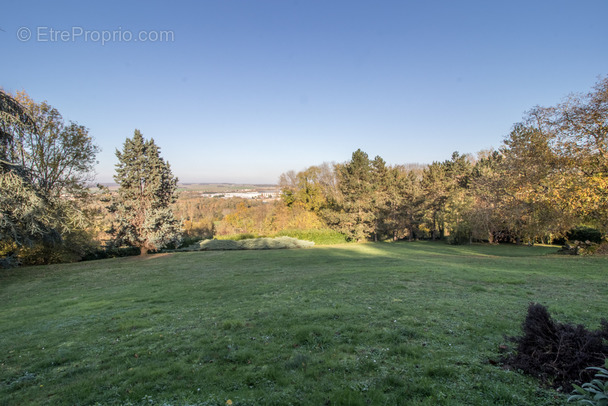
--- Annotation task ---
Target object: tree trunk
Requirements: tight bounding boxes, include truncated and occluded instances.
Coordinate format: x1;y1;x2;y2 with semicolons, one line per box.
140;246;148;256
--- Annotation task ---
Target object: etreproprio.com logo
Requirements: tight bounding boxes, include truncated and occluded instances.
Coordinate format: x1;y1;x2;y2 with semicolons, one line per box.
16;26;174;45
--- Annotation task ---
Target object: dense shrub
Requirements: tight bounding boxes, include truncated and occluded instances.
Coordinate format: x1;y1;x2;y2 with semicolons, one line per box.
504;303;608;391
447;224;472;245
163;235;203;250
567;226;604;244
0;255;19;269
81;246;141;261
18;230;99;265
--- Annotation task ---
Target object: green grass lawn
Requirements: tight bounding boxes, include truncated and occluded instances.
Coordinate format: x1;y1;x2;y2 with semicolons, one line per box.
1;242;606;405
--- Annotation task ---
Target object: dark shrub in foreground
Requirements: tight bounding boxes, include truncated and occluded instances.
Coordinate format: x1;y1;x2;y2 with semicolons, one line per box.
567;226;604;244
81;246;141;261
504;303;608;391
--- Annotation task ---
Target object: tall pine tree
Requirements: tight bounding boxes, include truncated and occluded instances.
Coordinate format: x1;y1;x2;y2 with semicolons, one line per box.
110;130;181;255
333;149;376;242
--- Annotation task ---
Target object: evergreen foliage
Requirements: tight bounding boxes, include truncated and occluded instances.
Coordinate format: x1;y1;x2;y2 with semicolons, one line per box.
0;90;62;266
0;170;59;265
567;226;604;244
330;149;376;242
109;130;182;255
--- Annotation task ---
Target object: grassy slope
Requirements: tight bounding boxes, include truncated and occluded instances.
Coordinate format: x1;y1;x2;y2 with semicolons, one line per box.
0;242;606;405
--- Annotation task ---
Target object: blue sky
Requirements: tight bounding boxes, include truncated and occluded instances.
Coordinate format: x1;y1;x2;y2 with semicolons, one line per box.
3;1;608;183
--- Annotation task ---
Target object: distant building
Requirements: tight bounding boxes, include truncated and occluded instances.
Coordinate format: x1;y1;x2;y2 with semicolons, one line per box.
200;191;279;200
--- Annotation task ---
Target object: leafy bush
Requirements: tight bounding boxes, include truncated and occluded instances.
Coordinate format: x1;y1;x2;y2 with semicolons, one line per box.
0;241;20;268
568;226;604;244
18;230;99;265
447;223;472;245
81;246;141;261
195;236;314;251
503;303;608;391
0;255;19;269
163;235;202;250
273;228;348;245
568;359;608;405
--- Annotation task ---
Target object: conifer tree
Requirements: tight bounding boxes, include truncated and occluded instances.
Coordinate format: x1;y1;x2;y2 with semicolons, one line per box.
110;130;181;255
1;90;60;266
332;149;376;242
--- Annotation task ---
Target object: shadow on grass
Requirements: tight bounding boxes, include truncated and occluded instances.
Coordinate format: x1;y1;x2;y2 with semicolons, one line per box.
316;240;559;260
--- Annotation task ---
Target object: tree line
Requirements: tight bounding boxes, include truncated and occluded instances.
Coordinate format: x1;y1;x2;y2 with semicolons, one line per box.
279;78;608;244
1;77;606;265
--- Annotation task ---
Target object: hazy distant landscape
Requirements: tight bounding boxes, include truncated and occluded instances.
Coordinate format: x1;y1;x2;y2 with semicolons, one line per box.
98;182;280;193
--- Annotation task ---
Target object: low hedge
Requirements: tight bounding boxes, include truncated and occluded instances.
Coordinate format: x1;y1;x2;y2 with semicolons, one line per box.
191;236;314;251
273;229;348;245
81;246;141;261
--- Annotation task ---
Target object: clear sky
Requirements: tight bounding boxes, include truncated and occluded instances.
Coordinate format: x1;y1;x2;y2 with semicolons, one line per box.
3;0;608;184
